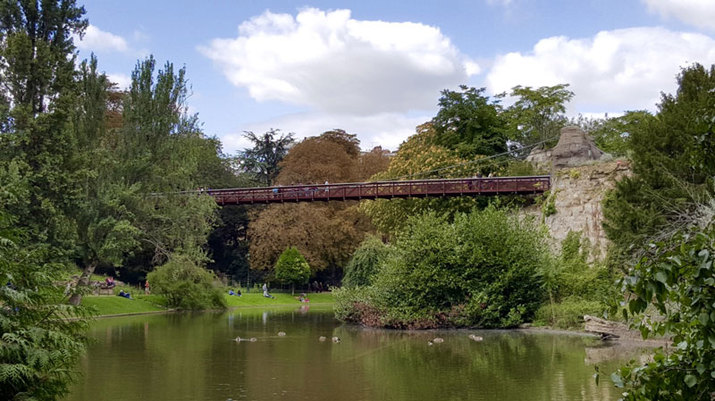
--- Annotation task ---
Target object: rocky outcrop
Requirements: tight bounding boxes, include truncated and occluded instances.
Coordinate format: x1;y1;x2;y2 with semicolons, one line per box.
526;160;631;259
551;126;609;168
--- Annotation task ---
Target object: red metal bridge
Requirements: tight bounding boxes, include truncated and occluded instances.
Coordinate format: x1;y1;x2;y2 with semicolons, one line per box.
201;176;550;205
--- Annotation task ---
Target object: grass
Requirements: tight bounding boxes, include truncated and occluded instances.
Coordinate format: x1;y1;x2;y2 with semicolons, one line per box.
223;291;334;308
82;290;334;317
82;295;166;316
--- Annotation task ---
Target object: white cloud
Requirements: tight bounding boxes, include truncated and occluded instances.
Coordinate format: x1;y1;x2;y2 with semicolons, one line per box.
200;8;474;115
107;73;131;89
76;25;129;53
486;27;715;114
642;0;715;31
222;111;428;155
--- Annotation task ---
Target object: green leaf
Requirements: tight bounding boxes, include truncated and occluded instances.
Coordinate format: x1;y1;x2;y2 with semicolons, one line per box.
654;271;668;284
684;374;697;388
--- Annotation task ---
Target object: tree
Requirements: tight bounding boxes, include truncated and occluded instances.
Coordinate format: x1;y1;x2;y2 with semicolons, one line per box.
610;215;714;400
504;84;574;148
432;85;508;158
342;235;391;288
274;247;311;295
0;0;88;255
603;64;715;263
147;253;226;310
360;123;485;237
0;206;88;400
335;207;548;329
66;57;141;305
240;129;294;186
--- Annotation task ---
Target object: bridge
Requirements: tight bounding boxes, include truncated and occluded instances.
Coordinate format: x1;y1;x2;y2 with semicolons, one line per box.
201;176;550;205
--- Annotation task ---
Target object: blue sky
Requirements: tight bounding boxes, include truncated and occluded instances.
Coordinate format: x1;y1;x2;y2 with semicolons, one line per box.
77;0;715;153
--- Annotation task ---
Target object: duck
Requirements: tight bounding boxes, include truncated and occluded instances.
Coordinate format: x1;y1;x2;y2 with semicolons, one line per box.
277;331;286;337
249;337;257;342
468;334;483;342
432;337;444;343
428;340;434;346
318;336;327;342
331;336;341;343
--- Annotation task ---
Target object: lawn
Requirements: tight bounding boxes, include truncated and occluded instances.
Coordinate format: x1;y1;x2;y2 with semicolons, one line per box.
82;291;334;317
82;295;166;316
223;291;334;308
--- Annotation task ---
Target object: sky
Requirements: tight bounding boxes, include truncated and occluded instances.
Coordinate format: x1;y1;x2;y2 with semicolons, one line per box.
77;0;715;154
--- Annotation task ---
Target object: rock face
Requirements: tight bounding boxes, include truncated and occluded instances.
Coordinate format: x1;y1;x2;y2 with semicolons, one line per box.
551;126;607;168
525;160;631;260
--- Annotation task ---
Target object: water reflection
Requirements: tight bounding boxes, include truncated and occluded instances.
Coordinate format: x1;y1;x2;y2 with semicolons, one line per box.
66;308;634;401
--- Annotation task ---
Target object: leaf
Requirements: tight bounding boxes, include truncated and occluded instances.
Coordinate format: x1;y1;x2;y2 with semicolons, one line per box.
654;271;668;284
684;374;697;388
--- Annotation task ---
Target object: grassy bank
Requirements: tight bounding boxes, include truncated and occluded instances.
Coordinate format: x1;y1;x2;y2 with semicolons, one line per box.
82;291;334;316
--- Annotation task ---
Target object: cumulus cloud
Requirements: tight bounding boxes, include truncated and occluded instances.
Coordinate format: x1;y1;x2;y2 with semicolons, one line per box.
200;8;474;115
642;0;715;31
76;25;129;53
486;27;715;114
221;111;428;154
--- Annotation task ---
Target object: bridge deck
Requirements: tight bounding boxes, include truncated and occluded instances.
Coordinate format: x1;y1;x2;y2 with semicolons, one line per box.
203;176;550;205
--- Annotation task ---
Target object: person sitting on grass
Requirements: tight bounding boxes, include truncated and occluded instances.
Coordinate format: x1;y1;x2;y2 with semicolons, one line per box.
118;290;132;299
262;283;275;299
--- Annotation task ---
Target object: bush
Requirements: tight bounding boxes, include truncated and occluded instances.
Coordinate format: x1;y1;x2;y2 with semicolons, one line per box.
147;255;226;310
534;298;606;329
342;235;391;288
336;207;549;329
274;247;311;295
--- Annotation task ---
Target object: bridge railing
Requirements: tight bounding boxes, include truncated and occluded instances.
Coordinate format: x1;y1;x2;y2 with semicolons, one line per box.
201;176;550;205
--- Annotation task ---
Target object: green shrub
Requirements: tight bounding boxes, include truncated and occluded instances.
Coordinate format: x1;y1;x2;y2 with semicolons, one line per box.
534;298;606;329
274;246;310;295
147;255;226;310
336;207;549;329
342;235;391;288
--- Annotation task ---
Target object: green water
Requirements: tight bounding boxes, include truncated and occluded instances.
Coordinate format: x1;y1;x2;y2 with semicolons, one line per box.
66;307;632;401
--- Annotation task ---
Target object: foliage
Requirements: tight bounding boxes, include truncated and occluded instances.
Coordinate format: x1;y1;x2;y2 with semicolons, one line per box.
432;86;508;158
603;64;715;264
0;212;89;401
336;207;549;329
274;247;311;294
610;222;714;400
275;129;361;185
360;123;483;237
537;231;613;328
575;111;654;157
147;254;226;310
503;84;574;148
239;129;295;186
541;190;557;218
342;235;391;288
248;130;383;284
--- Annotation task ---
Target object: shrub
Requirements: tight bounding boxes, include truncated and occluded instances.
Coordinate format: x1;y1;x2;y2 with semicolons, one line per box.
147;255;226;310
342;235;391;288
336;207;549;328
534;298;606;329
274;246;311;295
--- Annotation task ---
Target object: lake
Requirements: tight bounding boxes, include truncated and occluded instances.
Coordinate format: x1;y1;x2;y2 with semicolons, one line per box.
65;306;633;401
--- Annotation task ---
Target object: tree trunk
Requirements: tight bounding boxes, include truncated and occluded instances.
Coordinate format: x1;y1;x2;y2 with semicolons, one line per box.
68;261;98;306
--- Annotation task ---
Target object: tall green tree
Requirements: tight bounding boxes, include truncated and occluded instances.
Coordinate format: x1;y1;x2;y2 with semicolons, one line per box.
115;57;218;273
0;0;87;256
603;64;715;264
66;57;141;305
432;85;508;158
504;84;574;148
240;129;294;186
